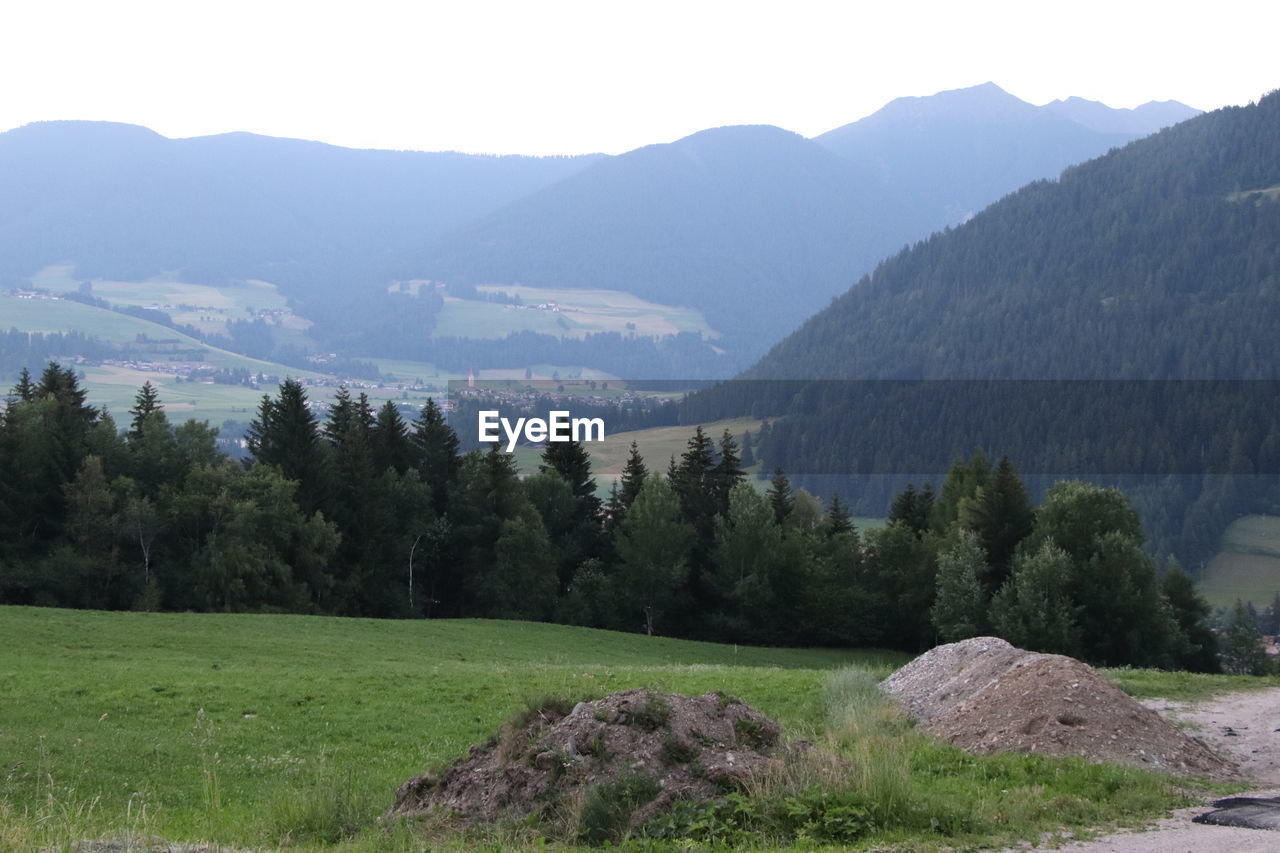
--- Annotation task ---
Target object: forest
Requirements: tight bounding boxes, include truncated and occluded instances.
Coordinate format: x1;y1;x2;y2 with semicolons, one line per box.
3;364;1269;675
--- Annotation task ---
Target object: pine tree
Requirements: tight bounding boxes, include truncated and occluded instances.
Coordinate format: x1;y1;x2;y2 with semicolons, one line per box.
823;493;853;537
10;367;35;403
767;468;794;526
962;455;1034;591
619;441;648;508
246;378;327;512
1161;558;1220;672
711;429;745;515
931;530;989;642
371;400;415;474
128;381;162;440
412;398;460;515
1220;600;1270;675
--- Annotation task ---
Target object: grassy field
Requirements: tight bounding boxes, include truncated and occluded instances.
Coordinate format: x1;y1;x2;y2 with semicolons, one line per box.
1201;515;1280;609
0;291;458;426
29;264;308;339
1;607;1265;851
431;285;719;340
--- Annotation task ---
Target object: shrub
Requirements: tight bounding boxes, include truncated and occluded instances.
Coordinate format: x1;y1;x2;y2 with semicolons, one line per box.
577;773;661;845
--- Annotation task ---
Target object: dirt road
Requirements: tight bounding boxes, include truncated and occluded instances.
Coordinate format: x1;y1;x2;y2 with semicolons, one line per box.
1003;686;1280;852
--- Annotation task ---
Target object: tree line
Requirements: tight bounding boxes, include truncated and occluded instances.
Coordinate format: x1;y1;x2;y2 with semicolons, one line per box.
0;365;1255;672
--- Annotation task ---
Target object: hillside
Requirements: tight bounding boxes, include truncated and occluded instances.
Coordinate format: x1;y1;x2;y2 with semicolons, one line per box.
685;90;1280;565
741;90;1280;381
0;86;1205;377
412;84;1191;366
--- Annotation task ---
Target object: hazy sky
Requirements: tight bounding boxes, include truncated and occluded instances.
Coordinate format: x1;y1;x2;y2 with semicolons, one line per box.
1;0;1275;155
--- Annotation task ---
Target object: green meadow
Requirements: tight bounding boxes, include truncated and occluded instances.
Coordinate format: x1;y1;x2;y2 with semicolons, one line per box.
1201;514;1280;609
433;285;719;340
0;607;1260;851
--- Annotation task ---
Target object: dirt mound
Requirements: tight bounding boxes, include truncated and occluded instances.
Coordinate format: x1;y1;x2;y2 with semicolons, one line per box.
881;637;1236;777
388;689;789;834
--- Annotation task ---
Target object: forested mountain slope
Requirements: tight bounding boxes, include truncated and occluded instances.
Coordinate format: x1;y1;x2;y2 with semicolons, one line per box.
411;124;911;353
743;90;1280;381
412;84;1194;364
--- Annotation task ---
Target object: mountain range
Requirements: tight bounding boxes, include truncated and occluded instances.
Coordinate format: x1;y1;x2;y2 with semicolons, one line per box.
0;83;1200;373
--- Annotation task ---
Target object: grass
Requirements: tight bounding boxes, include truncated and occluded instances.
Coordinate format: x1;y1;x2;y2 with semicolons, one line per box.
0;607;892;850
1;607;1268;851
1200;514;1280;609
30;264;305;338
448;284;719;340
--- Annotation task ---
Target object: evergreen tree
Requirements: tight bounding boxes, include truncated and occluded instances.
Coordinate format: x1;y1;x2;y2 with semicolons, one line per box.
767;468;794;527
711;429;745;514
128;381;162;440
823;493;853;537
619;441;648;507
1220;600;1270;675
371;400;415;474
246;379;328;512
931;529;989;642
889;483;931;535
962;455;1035;592
10;367;34;403
412;398;461;514
1161;558;1220;672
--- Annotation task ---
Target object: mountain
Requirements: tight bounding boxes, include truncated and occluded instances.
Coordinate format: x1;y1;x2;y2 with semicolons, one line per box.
683;90;1279;566
0;120;602;293
737;90;1279;381
1042;96;1200;135
414;84;1198;367
409;124;911;356
813;82;1194;226
0;85;1207;375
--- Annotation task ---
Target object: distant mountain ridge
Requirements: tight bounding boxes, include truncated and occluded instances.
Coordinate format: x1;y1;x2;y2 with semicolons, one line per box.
411;83;1200;365
0;85;1205;372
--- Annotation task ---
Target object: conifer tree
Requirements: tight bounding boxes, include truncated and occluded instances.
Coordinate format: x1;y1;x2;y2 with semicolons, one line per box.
10;367;35;403
962;455;1034;591
128;381;162;440
1161;558;1220;672
619;441;648;508
767;468;794;526
712;429;745;514
371;400;415;474
412;398;461;514
246;378;327;513
1220;600;1270;675
823;493;853;537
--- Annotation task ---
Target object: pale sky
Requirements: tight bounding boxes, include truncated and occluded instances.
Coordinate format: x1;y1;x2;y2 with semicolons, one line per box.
1;0;1275;156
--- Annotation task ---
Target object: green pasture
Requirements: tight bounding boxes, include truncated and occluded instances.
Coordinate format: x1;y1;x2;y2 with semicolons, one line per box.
1201;515;1280;609
0;607;1260;851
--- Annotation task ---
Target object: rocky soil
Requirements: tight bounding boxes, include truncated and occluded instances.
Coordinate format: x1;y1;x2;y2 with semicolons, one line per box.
388;688;791;831
881;637;1236;776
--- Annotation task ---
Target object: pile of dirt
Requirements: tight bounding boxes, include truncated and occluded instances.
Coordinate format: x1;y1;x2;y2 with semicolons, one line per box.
881;637;1236;777
388;689;790;832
